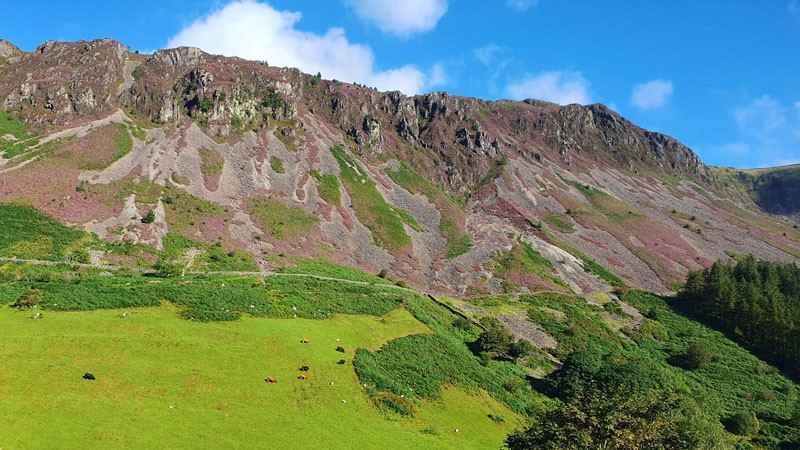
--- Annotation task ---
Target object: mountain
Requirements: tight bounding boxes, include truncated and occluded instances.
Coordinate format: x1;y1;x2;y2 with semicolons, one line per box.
1;38;798;297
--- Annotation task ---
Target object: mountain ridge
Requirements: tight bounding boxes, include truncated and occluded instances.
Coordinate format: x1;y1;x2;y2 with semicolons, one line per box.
0;38;797;296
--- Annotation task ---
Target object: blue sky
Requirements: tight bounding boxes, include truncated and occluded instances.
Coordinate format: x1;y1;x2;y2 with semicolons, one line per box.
3;0;799;169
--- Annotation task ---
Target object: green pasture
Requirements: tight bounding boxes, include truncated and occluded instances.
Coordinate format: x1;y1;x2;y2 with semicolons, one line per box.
0;305;518;449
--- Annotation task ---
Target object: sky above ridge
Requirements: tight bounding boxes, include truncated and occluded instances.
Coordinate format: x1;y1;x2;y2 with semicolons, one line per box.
3;0;799;169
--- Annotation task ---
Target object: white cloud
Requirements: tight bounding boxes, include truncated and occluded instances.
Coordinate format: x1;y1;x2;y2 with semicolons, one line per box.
429;63;447;86
717;142;751;155
506;0;538;12
630;79;674;110
473;44;505;65
734;95;787;133
166;0;438;95
506;71;590;105
344;0;447;36
717;95;800;168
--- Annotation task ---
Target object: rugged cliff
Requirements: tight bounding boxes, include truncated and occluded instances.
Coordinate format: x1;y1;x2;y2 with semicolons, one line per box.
1;39;798;295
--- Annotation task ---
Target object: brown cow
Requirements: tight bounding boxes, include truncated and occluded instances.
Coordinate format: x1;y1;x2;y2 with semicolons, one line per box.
265;377;277;383
299;374;308;380
301;338;310;344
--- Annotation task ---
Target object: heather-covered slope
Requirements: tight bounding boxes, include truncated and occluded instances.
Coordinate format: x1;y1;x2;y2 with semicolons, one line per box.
1;39;798;296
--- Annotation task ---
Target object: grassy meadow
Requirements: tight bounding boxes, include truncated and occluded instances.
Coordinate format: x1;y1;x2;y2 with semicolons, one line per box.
0;304;518;449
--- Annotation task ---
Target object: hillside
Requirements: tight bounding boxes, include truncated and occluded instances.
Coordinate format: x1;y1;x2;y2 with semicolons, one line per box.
0;39;797;300
1;203;799;448
714;165;800;222
1;36;800;447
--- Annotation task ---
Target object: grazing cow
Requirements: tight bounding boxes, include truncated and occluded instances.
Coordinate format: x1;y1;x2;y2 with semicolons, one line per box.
301;338;310;344
335;346;345;353
83;373;96;380
265;377;277;383
299;374;308;380
299;365;310;371
337;359;346;365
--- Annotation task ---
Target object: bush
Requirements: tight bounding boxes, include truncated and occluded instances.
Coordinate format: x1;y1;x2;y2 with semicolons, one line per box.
141;210;155;224
452;316;473;331
11;289;43;308
488;413;505;423
153;259;184;277
370;392;416;416
725;410;760;436
674;343;713;370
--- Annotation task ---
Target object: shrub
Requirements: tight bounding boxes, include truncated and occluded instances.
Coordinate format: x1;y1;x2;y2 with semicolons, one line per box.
370;392;416;416
141;210;155;224
675;343;713;370
725;410;760;436
12;289;43;308
153;259;184;277
452;316;473;331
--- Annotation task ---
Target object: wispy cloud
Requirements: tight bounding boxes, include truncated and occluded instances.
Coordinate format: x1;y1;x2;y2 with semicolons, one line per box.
506;70;590;105
795;101;800;121
166;0;441;95
473;44;505;65
734;95;788;134
630;79;674;110
716;142;751;156
506;0;539;12
720;95;800;167
343;0;448;36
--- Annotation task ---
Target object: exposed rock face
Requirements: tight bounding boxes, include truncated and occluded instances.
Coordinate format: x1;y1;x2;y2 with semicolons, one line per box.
0;38;798;296
0;39;126;126
0;40;22;59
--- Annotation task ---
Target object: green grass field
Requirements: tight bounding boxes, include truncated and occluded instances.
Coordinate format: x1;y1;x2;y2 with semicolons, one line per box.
0;304;518;449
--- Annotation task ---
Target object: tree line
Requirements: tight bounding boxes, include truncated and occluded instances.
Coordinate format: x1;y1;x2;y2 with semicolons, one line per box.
677;255;800;379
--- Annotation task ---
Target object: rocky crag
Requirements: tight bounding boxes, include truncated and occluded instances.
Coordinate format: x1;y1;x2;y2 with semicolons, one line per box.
1;39;798;296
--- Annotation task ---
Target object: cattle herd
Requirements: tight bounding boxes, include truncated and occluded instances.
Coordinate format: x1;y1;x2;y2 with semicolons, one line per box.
82;340;348;387
263;341;347;383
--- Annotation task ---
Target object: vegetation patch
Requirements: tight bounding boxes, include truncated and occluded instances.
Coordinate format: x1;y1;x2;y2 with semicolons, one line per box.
522;293;621;359
270;156;284;174
250;197;318;240
274;256;392;285
0;109;40;159
354;296;543;415
160;233;257;273
330;145;412;252
309;170;340;205
543;213;574;233
676;256;800;379
198;147;225;178
385;162;470;258
470;157;508;198
619;289;800;446
0;203;92;261
110;123;134;164
492;240;571;293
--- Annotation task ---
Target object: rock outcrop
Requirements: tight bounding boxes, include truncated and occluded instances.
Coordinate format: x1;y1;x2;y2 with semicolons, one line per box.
0;38;798;296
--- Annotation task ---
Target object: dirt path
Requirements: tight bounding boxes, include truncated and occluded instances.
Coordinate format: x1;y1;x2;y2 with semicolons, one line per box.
116;60;140;97
39;109;129;145
0;257;120;271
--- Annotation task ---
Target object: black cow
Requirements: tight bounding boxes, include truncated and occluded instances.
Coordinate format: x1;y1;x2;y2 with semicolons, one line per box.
83;373;96;380
335;346;345;353
337;359;346;365
299;365;310;371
